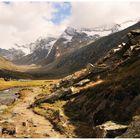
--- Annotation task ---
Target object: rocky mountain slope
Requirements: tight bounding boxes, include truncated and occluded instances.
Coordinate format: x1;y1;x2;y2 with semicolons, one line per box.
1;21;139;80
0;48;25;61
14;19;139;66
31;29;140;138
14;37;57;65
30;22;140;79
14;27;100;65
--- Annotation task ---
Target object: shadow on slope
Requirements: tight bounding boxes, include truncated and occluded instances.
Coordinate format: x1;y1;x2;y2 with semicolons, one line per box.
63;59;140;137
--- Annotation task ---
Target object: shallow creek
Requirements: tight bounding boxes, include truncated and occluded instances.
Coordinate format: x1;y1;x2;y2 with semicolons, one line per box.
0;88;22;105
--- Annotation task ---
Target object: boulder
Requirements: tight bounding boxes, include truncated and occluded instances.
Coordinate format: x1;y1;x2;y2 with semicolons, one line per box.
91;64;109;74
94;121;128;138
31;87;73;107
120;115;140;138
86;63;95;73
74;79;90;87
127;30;140;45
52;79;74;91
130;29;140;36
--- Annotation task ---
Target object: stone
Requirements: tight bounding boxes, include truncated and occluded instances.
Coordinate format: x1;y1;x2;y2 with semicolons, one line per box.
131;45;140;51
33;124;37;127
127;30;140;45
113;48;121;53
31;87;73;106
86;63;95;73
95;121;128;138
91;64;109;74
74;79;90;87
130;29;140;36
93;126;107;138
2;127;16;136
22;122;26;126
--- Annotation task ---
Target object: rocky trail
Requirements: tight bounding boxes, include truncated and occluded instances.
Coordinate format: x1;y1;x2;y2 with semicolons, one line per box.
0;87;65;138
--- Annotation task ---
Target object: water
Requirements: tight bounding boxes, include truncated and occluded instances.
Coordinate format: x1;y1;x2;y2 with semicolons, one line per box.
0;88;22;105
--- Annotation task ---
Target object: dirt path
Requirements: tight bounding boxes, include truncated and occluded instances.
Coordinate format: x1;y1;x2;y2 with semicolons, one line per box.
1;87;65;138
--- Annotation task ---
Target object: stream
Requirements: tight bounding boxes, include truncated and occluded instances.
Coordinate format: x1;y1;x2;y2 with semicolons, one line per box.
0;88;22;106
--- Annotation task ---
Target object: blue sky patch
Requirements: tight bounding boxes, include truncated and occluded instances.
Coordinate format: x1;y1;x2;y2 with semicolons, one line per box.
3;1;11;5
51;2;71;25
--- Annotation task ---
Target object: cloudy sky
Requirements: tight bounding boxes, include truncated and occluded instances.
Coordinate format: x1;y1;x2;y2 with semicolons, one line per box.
0;1;140;53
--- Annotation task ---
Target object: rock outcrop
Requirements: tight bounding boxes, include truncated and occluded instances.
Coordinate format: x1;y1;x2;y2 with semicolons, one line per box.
94;121;128;138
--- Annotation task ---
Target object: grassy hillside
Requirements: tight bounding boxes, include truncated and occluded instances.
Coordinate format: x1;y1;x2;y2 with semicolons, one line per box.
0;56;39;72
0;56;40;79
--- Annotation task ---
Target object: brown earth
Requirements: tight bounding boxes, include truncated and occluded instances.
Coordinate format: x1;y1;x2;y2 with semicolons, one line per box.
0;87;66;138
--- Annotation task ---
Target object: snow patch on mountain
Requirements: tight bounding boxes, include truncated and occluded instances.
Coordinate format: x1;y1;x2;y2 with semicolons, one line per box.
80;19;140;37
46;40;56;58
14;44;31;55
0;47;25;61
119;20;138;30
16;19;140;56
82;30;111;37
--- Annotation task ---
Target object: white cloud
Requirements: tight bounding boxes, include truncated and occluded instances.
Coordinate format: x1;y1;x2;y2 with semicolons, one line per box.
0;2;69;54
0;1;140;54
70;2;140;28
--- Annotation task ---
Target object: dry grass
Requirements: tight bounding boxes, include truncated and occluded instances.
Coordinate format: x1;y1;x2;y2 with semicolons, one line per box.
0;80;58;90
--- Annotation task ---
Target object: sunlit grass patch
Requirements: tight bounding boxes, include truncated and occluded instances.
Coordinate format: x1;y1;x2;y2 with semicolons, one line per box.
0;80;57;90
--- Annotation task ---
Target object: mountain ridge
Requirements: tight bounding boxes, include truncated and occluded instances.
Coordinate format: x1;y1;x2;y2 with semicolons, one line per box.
12;19;139;66
29;21;140;79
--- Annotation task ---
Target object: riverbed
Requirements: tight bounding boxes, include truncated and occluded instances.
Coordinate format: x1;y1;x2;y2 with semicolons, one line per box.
0;88;21;105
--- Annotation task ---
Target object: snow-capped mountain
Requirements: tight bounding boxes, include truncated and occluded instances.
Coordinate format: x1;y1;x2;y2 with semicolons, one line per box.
39;21;140;78
0;48;25;61
28;37;56;54
52;26;100;58
61;26;100;42
49;19;139;60
15;37;56;54
13;19;139;65
80;19;140;36
14;27;100;65
54;19;140;54
14;37;57;65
